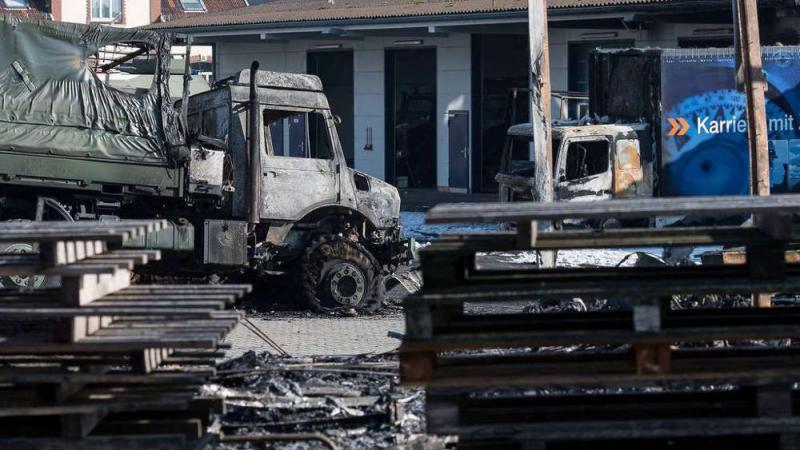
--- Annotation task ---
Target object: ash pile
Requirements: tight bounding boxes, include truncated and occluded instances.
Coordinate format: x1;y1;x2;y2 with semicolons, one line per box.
205;352;445;450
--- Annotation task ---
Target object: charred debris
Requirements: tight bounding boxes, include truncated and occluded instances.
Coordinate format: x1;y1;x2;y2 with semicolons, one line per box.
205;352;444;450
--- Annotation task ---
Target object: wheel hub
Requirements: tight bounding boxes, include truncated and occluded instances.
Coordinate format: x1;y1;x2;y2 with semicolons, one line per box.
328;262;366;307
1;243;45;288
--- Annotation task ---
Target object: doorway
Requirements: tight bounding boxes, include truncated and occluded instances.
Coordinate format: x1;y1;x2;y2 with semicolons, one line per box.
385;48;437;188
448;110;470;192
307;50;354;166
471;34;530;193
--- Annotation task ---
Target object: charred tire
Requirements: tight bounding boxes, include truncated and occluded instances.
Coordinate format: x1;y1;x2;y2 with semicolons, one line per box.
300;235;385;314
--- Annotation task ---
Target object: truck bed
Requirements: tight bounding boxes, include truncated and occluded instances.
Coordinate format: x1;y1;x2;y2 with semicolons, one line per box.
0;150;183;198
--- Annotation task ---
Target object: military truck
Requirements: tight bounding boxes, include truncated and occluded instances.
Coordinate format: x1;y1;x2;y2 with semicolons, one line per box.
0;17;407;313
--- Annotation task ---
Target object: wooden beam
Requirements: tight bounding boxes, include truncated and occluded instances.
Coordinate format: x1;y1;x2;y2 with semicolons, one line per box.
528;0;555;268
733;0;772;308
733;0;770;198
426;194;800;224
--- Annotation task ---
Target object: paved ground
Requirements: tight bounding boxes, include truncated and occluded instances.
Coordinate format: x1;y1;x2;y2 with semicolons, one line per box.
223;313;404;358
222;248;647;359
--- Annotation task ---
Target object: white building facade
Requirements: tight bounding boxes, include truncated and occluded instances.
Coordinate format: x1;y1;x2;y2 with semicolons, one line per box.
153;0;800;193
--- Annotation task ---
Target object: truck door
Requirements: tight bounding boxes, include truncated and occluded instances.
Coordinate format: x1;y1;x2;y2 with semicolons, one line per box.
555;136;613;201
261;109;340;221
613;138;650;198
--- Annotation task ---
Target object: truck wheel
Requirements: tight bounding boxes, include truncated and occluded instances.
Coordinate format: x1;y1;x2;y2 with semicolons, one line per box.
300;235;385;314
1;199;72;289
0;241;46;289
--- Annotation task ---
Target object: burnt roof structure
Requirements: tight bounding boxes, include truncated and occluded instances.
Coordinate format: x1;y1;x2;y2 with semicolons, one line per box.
235;69;323;92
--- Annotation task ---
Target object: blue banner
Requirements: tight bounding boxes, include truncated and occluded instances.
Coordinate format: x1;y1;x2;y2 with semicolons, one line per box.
661;47;800;196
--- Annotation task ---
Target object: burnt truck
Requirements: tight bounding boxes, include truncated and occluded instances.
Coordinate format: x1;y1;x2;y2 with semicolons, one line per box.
0;17;407;313
498;46;800;224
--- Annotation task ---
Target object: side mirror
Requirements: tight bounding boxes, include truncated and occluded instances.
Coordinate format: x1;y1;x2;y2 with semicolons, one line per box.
333;115;343;125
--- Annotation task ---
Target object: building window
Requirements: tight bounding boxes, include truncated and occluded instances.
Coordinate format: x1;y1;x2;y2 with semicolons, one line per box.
3;0;30;8
91;0;122;22
179;0;206;12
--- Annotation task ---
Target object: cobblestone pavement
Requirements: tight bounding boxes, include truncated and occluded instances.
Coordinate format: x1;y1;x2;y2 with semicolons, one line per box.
223;313;405;358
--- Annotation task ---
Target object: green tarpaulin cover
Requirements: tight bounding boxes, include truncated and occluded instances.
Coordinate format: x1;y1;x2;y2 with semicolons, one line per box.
0;16;186;165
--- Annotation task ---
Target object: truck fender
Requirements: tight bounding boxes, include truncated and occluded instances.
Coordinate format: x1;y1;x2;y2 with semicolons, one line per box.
265;206;377;246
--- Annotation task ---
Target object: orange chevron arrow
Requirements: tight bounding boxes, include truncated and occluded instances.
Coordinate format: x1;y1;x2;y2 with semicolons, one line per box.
677;117;690;136
667;118;680;136
667;117;691;137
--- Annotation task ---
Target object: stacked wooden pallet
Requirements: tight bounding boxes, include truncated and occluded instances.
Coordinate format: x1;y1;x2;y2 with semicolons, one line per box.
401;195;800;449
0;220;249;450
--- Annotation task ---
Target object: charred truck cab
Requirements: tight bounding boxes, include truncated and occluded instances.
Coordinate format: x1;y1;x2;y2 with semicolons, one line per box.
0;17;406;313
186;69;405;311
498;122;653;207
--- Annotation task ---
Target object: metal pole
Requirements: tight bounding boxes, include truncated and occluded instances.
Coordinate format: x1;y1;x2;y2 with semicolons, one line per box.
528;0;555;267
181;35;193;129
248;61;262;229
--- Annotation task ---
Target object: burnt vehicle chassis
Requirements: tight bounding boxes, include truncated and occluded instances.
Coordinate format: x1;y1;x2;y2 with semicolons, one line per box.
0;17;407;313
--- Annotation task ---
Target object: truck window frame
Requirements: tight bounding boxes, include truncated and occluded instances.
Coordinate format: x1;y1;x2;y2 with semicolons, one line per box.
559;136;612;183
262;107;337;161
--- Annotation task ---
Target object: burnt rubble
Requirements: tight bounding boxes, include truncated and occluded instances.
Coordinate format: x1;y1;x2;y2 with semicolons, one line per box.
204;352;445;450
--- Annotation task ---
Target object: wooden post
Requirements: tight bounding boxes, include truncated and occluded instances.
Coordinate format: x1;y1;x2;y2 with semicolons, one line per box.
733;0;770;197
733;0;773;308
528;0;555;268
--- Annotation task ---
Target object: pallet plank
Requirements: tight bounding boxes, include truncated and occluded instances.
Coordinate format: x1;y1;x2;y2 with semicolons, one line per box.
426;194;800;224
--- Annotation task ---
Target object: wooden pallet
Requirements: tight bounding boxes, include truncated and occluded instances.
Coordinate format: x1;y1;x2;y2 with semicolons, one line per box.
426;384;800;447
0;220;249;449
402;194;800;448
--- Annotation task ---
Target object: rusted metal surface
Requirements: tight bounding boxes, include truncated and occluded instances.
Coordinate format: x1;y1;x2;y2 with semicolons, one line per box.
613;138;650;198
